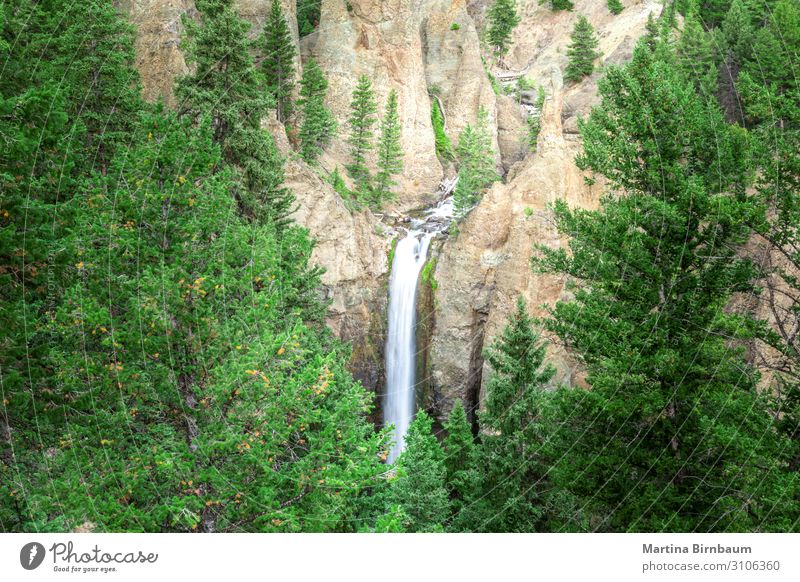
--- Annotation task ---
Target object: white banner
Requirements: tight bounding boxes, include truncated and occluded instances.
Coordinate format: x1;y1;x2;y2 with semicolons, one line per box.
1;533;798;581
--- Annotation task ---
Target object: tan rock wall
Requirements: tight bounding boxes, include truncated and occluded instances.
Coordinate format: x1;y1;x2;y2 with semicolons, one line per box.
428;0;662;421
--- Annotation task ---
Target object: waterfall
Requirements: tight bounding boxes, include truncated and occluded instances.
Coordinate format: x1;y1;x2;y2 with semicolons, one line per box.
384;230;433;463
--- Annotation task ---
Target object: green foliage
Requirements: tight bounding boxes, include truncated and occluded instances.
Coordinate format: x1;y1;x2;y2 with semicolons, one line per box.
0;0;386;533
721;0;754;65
431;97;454;160
454;107;499;217
565;15;600;83
450;22;461;31
442;401;478;527
387;237;398;266
329;167;351;198
541;0;574;10
388;412;450;532
535;45;798;531
466;298;560;531
607;0;624;15
373;505;408;532
346;75;378;193
676;10;718;97
643;13;661;51
176;0;294;228
298;58;337;163
374;89;404;206
482;57;503;94
420;259;438;291
261;0;297;124
1;3;144;523
486;0;521;57
298;0;321;37
526;86;546;150
736;0;800;479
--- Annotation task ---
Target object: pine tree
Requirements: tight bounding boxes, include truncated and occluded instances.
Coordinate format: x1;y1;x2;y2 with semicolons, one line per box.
545;0;574;11
176;0;295;227
643;12;660;51
535;45;797;531
0;0;387;532
374;89;403;205
564;15;600;83
12;0;142;171
721;0;754;65
36;111;384;532
346;75;378;192
737;0;800;489
454;106;498;216
486;0;521;58
297;0;322;37
388;411;450;532
696;0;736;27
607;0;624;15
676;11;718;96
466;298;566;532
261;0;297;124
442;400;479;527
0;1;145;528
298;58;336;163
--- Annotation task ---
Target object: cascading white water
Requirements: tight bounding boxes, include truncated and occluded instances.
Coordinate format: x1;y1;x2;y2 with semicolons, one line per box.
384;230;433;463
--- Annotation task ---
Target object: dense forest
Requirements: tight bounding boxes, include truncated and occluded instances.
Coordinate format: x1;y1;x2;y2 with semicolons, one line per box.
1;0;799;532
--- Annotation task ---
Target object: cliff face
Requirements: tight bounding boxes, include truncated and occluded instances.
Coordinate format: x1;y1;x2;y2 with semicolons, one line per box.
310;0;505;209
118;0;661;409
117;0;301;106
119;0;390;392
116;0;193;106
428;0;663;420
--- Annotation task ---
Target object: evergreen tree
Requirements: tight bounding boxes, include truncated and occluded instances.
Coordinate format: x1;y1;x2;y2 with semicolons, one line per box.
467;298;570;532
346;75;378;192
176;0;294;227
697;0;738;27
374;89;403;205
297;0;322;37
643;13;660;51
0;0;387;532
721;0;754;65
442;400;479;527
0;1;144;528
608;0;624;15
454;107;499;217
486;0;521;59
389;412;450;532
564;15;600;83
535;45;797;531
737;0;800;482
543;0;574;11
676;11;718;97
261;0;297;124
5;107;385;532
298;58;336;163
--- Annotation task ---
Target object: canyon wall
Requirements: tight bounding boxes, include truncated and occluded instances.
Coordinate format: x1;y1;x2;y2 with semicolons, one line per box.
118;0;663;412
428;0;663;420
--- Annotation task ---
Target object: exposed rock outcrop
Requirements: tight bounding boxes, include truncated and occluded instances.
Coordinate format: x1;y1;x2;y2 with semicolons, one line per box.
118;0;301;106
428;0;662;421
269;119;391;394
422;0;501;168
120;0;390;391
116;0;194;106
312;0;444;210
